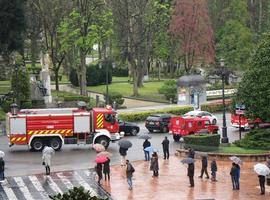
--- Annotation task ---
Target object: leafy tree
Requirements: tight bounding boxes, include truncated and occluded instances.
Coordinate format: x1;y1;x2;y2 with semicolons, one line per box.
170;0;215;74
158;80;177;102
236;33;270;121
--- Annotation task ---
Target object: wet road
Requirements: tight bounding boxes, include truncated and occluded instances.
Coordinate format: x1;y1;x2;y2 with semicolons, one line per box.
0;113;246;177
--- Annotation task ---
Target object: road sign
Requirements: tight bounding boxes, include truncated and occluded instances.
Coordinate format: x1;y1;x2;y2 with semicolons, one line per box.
236;109;245;115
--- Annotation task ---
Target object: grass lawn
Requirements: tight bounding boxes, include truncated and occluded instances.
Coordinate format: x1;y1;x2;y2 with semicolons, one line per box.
0;109;5;121
87;81;168;102
0;81;10;94
215;146;268;154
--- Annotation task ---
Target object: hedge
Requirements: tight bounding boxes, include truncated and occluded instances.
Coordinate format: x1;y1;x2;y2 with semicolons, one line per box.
118;106;193;121
184;134;221;151
234;129;270;150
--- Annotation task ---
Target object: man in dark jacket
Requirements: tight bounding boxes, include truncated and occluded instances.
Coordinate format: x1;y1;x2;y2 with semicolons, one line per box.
95;163;103;185
258;175;265;195
126;160;135;190
0;157;4;182
119;147;128;166
143;139;151;161
162;136;170;160
188;148;195;158
199;155;209;179
187;163;195;187
103;158;110;181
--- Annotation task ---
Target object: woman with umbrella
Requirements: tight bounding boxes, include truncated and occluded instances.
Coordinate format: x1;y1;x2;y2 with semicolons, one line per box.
254;163;270;195
181;158;195;187
95;163;103;185
139;134;151;161
103;157;111;181
118;140;132;166
229;156;242;190
150;152;159;177
42;146;55;175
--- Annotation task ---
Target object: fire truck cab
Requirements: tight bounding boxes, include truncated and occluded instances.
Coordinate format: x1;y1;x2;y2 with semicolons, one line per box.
6;106;122;151
169;116;219;142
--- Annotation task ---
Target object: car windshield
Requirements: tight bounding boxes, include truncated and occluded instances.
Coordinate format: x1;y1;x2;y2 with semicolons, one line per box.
147;116;161;121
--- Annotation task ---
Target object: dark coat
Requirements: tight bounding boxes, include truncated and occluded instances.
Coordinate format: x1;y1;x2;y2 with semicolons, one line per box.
211;160;217;172
126;163;134;178
0;158;4;172
162;138;169;150
150;156;159;171
103;158;110;174
143;140;151;149
188;149;195;158
119;147;128;156
201;156;208;168
188;163;194;177
95;163;103;177
230;165;238;177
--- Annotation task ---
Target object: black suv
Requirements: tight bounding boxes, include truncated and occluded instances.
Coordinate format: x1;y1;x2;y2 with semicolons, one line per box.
145;114;171;133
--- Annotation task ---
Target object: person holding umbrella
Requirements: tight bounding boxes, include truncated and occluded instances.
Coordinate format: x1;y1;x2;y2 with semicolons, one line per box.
95;163;103;185
118;140;132;166
181;158;195;187
254;163;270;195
230;163;238;190
103;157;110;181
42;146;55;175
161;136;170;160
143;139;151;161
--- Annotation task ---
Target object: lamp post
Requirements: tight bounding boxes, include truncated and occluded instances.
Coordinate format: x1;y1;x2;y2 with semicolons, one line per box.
219;59;229;143
13;64;19;106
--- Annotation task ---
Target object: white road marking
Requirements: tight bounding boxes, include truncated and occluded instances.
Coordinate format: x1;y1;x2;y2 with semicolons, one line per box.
1;180;18;200
74;171;98;196
55;172;74;190
46;176;63;195
13;177;35;200
28;175;48;199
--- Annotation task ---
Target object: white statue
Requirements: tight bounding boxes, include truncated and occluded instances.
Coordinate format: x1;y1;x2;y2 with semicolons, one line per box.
40;52;52;103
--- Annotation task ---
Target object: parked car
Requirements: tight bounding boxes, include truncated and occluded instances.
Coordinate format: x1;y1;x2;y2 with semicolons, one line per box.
145;114;171;133
118;119;140;136
183;110;218;124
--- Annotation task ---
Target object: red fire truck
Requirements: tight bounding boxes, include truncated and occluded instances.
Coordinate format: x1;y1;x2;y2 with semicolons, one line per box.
6;106;122;151
169;116;219;142
231;113;270;130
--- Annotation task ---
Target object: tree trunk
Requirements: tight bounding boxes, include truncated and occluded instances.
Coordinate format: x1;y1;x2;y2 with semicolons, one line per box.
259;0;263;32
30;36;38;69
79;48;87;96
54;69;59;91
132;62;139;96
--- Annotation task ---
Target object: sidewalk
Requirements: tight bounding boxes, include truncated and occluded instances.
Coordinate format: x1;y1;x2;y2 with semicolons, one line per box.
102;156;269;200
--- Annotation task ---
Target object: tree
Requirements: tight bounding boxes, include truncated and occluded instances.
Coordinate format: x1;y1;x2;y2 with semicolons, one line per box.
59;0;112;95
236;33;270;121
0;0;26;63
169;0;215;74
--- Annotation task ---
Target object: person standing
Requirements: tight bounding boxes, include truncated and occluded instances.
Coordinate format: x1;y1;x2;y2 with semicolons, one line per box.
0;157;5;182
187;163;195;187
211;159;217;182
258;175;265;195
230;163;238;190
119;147;128;166
103;158;110;181
188;147;195;158
143;139;151;161
162;136;170;160
126;160;135;190
95;163;103;185
42;146;55;175
199;155;209;179
150;152;159;177
235;164;240;190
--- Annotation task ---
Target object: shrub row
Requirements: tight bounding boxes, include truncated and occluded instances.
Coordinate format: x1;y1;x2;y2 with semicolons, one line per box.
183;134;221;151
234;129;270;150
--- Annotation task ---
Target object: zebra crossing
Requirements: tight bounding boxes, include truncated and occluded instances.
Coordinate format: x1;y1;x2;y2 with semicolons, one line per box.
0;169;111;200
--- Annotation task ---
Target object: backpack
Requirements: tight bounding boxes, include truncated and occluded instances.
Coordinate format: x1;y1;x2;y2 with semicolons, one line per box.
131;165;135;173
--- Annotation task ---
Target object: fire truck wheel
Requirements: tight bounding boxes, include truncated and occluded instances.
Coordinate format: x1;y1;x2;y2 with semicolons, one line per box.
50;138;62;151
161;126;169;133
212;119;217;125
31;138;44;151
173;134;180;142
96;136;110;148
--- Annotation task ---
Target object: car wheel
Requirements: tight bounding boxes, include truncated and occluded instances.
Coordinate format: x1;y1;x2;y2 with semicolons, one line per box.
148;129;154;133
31;138;44;151
130;128;138;136
212;119;217;125
96;136;110;148
161;126;169;133
173;134;180;142
50;137;62;151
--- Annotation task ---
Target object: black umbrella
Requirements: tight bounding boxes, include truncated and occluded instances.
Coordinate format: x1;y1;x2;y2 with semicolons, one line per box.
181;158;195;164
138;134;152;140
118;139;132;149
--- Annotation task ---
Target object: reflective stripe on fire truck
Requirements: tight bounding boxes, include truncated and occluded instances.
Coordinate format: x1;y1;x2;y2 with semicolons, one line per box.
27;129;73;135
10;136;27;143
96;114;103;128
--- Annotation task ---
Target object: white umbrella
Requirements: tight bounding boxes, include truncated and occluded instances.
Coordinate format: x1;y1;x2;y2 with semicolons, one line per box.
42;146;55;155
229;156;243;165
0;151;5;158
254;163;270;176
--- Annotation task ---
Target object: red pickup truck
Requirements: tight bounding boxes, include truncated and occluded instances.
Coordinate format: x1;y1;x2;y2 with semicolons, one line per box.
169;116;219;142
231;113;270;130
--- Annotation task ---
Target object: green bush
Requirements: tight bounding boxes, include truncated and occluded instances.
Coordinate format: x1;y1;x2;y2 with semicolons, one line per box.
63;95;90;102
112;67;128;77
158;80;177;102
184;134;221;151
86;64;112;86
20;101;32;109
49;186;108;200
1;99;13;113
234;129;270;150
69;68;79;87
107;92;124;106
11;67;30;102
119;106;193;121
201;101;231;113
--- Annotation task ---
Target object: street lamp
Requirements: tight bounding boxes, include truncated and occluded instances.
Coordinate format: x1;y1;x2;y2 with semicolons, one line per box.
218;58;229;143
13;64;19;106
